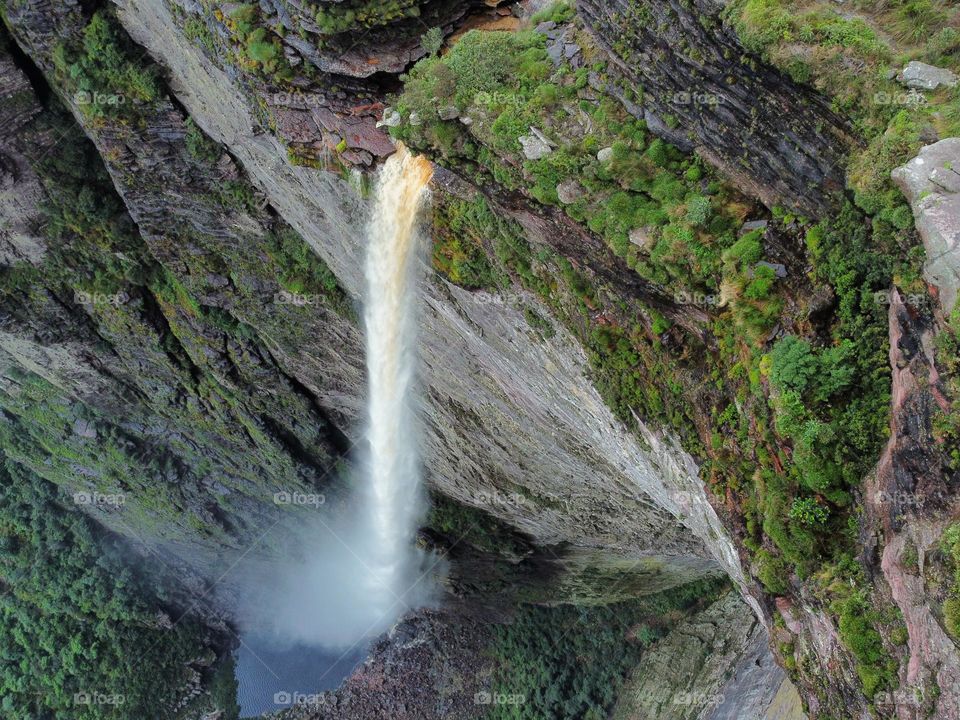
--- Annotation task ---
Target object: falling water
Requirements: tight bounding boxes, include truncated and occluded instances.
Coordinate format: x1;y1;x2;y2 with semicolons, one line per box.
361;143;433;619
235;145;437;652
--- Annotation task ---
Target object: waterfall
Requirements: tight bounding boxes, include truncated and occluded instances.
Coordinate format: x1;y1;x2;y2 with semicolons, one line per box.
361;143;433;616
237;145;437;651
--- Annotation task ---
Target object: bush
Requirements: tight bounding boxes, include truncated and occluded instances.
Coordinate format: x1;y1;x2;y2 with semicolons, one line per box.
685;194;712;226
789;497;829;525
53;11;161;119
754;549;790;594
420;26;443;56
835;592;893;698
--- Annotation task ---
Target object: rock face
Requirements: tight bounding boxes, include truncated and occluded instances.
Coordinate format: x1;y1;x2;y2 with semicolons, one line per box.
612;592;806;720
0;50;46;265
892;138;960;314
864;289;960;719
276;608;494;720
576;0;853;217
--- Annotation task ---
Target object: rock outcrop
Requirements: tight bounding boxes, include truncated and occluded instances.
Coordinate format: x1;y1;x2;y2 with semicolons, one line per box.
893;138;960;315
865;288;959;719
612;591;805;720
576;0;853;217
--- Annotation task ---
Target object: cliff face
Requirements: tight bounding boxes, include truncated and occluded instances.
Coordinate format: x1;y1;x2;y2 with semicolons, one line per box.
576;0;853;217
3;0;960;718
1;0;750;600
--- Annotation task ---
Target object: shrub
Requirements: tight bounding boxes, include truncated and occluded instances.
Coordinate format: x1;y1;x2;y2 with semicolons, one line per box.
54;11;161;118
685;194;712;226
790;497;830;525
769;335;817;395
420;26;443;56
754;549;790;594
835;593;892;698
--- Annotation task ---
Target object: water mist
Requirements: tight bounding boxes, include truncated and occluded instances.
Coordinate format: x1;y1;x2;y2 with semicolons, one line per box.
236;145;438;652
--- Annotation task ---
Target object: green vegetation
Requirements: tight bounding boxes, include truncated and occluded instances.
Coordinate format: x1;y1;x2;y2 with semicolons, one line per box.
393;26;770;325
816;557;901;698
0;464;236;719
222;4;292;81
934;307;960;468
313;0;421;35
51;10;161;119
390;7;923;702
940;524;960;638
727;0;960;236
431;195;503;289
486;578;729;720
427;493;532;557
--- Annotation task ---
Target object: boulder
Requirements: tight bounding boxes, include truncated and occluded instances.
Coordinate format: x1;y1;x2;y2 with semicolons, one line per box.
899;61;959;91
597;146;614;164
892;138;960;314
519;128;553;160
556;178;584;204
756;260;787;279
377;108;401;128
437;105;459;121
739;219;768;235
629;227;654;250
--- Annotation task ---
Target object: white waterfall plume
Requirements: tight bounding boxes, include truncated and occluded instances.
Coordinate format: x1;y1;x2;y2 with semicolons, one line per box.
236;144;437;650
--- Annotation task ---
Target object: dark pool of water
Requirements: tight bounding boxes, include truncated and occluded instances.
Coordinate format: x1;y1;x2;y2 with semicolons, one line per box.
235;636;366;717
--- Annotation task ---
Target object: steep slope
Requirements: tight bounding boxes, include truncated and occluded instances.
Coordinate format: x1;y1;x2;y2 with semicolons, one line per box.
3;0;960;718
